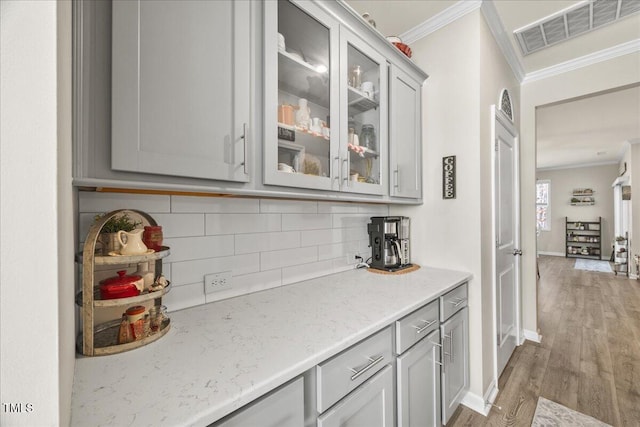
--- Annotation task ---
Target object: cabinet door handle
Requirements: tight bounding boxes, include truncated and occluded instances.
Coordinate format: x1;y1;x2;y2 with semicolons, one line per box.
393;168;399;188
450;329;455;363
342;158;349;187
348;355;384;381
333;156;340;182
449;298;466;307
241;123;248;175
412;319;437;334
443;333;452;363
430;341;442;348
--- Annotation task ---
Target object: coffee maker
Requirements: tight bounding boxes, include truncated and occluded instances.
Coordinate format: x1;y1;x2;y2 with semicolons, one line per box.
367;216;411;271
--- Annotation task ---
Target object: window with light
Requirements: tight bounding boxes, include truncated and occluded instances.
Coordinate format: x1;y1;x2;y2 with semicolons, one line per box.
536;180;550;231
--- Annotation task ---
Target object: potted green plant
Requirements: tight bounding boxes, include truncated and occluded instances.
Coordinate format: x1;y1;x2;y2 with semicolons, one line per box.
94;213;142;254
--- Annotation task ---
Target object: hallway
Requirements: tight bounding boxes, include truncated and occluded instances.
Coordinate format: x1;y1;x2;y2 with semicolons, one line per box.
450;255;640;426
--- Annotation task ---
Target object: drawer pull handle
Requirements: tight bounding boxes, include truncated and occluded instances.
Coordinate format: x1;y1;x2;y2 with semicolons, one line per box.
412;319;437;334
449;298;466;307
349;355;384;381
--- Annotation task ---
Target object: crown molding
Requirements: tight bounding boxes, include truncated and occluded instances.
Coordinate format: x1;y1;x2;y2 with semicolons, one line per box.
522;39;640;84
400;0;482;45
480;0;526;82
536;160;619;172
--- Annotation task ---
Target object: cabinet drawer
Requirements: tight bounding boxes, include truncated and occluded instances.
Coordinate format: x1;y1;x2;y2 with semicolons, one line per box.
395;299;439;355
317;327;392;413
317;365;394;427
440;283;468;321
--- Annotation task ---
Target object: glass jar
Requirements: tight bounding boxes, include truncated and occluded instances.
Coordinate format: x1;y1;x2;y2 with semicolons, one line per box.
360;124;376;151
349;65;362;89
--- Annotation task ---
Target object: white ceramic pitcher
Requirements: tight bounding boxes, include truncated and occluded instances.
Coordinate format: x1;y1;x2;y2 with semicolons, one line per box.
117;229;148;255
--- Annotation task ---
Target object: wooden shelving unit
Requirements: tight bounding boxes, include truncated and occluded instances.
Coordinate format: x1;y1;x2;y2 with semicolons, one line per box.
565;217;602;260
614;232;629;276
76;209;171;356
570;188;595;206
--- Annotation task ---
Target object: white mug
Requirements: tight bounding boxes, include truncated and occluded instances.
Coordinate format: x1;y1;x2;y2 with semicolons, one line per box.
361;81;374;98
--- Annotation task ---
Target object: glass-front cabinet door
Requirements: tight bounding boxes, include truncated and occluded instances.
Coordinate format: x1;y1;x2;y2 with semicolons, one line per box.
339;28;387;195
264;0;339;191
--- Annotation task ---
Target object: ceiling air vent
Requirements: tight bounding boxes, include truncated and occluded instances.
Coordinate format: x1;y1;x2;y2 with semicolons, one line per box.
514;0;640;56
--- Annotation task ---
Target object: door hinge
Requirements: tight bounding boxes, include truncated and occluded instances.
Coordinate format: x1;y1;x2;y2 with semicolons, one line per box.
494;140;499;151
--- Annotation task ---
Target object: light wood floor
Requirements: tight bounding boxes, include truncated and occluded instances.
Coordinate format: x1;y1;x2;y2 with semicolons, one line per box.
449;255;640;426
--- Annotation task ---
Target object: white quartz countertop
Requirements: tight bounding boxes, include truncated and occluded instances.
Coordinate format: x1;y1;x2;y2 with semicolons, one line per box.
71;265;471;426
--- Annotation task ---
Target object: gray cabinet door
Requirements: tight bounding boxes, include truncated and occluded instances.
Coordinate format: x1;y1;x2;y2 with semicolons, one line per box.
397;330;442;427
112;0;250;182
441;307;469;424
318;365;394;427
215;377;304;427
389;65;422;199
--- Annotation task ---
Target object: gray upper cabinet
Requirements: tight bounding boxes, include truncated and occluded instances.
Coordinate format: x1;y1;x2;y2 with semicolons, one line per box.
389;64;422;199
264;1;389;197
264;0;339;192
111;0;250;182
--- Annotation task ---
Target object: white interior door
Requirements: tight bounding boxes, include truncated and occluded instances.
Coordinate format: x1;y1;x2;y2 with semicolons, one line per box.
493;106;520;379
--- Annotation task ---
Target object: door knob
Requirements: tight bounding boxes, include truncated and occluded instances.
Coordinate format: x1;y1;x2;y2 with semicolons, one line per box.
513;249;522;256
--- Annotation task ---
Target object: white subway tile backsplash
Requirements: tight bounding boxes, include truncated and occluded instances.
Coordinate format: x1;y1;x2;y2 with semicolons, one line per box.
204;269;282;304
77;191;391;312
282;259;335;286
170;253;260;286
300;227;363;247
358;204;389;215
332;213;372;229
163;235;234;263
260;199;318;214
318;241;359;261
206;213;281;235
164;282;206;312
235;231;300;254
318;202;360;214
282;214;332;231
79;191;171;213
151;213;205;238
171;196;259;213
261;246;318;270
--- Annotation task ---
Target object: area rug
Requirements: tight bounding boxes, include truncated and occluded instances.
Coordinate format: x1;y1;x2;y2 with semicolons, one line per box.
574;259;613;273
532;397;612;427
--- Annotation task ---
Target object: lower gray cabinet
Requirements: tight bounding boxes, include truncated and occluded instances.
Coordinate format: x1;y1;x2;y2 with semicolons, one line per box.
214;377;304;427
317;365;394;427
441;306;469;424
397;330;442;427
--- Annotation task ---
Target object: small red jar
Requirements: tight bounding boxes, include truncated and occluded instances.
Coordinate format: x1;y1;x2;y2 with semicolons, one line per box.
143;225;163;251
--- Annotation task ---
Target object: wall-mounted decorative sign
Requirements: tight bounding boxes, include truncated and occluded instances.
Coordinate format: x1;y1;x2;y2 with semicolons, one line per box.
442;155;456;199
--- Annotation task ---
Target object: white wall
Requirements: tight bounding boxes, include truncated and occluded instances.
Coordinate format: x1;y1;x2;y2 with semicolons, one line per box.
521;52;640;333
537;164;618;258
0;1;74;425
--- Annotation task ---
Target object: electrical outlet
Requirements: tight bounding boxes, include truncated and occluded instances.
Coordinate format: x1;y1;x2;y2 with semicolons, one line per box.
204;271;232;294
346;252;363;264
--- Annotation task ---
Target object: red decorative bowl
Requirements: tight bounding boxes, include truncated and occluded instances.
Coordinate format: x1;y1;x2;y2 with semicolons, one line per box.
392;42;412;58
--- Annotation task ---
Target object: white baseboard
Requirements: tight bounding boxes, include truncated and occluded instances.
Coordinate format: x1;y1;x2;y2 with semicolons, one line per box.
537;251;564;257
523;329;542;343
461;381;498;416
